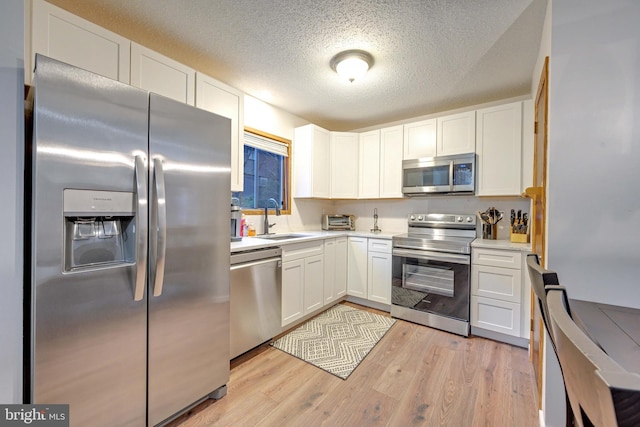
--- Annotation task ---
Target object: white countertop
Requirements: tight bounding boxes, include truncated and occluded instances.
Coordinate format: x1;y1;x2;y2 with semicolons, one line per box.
231;230;400;253
471;238;532;252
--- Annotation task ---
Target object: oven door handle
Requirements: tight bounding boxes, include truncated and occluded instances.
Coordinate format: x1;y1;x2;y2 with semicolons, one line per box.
392;247;470;265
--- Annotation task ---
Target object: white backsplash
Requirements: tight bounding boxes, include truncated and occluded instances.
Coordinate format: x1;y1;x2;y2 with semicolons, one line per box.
247;195;530;240
334;196;531;240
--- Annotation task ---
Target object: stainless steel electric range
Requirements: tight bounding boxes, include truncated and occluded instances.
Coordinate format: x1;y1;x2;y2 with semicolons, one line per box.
391;213;476;336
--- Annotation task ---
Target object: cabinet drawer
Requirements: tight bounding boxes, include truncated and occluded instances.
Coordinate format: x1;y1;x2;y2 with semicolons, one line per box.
282;241;323;262
472;248;522;269
368;238;392;254
471;265;522;303
471;295;521;337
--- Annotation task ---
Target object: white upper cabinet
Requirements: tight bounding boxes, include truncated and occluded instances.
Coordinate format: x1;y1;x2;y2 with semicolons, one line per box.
379;125;404;198
358;130;381;198
476;101;523;196
130;43;195;105
195;73;244;191
359;126;403;199
403;119;436;160
330;132;359;198
437;110;476;156
30;0;130;84
294;124;331;198
520;99;534;192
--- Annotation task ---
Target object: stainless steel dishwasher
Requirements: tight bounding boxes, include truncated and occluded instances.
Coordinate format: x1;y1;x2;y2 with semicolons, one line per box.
230;247;282;359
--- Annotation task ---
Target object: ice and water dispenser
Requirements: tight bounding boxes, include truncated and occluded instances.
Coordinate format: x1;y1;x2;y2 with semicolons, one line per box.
63;189;136;271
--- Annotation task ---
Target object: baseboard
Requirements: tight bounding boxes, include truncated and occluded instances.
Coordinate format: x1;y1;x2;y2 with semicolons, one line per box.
471;326;529;348
345;295;391;312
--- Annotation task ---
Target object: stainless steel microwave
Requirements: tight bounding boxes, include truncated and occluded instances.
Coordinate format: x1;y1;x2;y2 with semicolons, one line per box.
402;153;475;196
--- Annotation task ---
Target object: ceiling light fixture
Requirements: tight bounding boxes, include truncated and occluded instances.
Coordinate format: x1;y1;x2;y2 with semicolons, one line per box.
330;50;374;83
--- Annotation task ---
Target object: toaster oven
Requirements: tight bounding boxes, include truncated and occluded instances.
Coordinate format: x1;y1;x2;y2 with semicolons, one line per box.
322;214;355;231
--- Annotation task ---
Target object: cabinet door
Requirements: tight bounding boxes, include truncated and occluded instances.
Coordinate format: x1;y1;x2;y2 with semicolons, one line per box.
358;130;381;198
304;254;324;315
282;259;304;326
293;124;330;198
471;264;522;303
471;295;521;337
323;239;336;304
436;111;476;156
330;132;359;198
334;237;348;299
131;43;195;105
367;251;392;304
195;72;244;191
403;119;436;159
379;125;404;198
31;0;130;84
476;102;523;196
347;237;368;298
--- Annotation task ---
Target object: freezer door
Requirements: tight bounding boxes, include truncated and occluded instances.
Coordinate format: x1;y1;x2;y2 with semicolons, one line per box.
29;55;148;426
148;93;231;425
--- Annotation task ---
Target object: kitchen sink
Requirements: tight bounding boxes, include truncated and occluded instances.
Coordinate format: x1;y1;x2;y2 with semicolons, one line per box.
255;233;311;241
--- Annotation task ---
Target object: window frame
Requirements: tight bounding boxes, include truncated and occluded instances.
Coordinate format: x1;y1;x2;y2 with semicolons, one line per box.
239;126;291;216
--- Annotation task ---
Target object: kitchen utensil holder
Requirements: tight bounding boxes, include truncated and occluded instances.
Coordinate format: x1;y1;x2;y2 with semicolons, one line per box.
482;223;497;240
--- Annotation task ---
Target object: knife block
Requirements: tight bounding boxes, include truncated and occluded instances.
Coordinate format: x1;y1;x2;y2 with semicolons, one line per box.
510;227;529;243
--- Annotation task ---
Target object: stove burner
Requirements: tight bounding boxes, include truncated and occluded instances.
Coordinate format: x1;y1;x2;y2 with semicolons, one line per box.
393;212;477;254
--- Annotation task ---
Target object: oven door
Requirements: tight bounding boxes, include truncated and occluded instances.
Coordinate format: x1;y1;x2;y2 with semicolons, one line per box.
392;247;470;321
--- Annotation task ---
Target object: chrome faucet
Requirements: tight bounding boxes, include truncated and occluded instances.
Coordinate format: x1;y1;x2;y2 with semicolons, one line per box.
262;198;281;235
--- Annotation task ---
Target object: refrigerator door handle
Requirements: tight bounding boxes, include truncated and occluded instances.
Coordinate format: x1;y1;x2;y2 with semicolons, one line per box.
134;155;148;301
152;158;167;297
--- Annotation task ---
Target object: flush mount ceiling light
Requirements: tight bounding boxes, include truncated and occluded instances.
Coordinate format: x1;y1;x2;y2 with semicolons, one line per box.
330;50;374;83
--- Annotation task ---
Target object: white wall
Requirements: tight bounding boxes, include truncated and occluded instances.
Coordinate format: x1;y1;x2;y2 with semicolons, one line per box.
548;0;640;307
0;0;25;404
541;1;640;425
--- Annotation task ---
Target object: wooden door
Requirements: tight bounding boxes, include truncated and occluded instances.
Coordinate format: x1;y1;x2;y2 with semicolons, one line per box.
525;56;549;409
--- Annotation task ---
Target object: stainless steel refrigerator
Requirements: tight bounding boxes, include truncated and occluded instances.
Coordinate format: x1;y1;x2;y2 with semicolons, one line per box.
25;54;231;426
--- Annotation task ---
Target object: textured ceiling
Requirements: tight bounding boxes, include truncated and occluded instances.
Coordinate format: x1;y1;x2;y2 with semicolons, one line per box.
46;0;548;131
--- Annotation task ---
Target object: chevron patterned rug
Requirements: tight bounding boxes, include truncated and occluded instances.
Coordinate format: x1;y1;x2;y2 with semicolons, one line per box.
271;304;396;379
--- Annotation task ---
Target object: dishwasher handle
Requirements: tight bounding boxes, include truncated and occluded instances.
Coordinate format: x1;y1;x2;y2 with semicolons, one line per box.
230;256;281;271
230;247;282;265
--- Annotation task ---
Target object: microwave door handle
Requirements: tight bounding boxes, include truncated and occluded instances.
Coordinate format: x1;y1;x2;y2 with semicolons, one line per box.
449;161;454;191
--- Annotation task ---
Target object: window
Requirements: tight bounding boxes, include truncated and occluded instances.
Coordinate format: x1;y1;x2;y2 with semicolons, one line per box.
232;128;291;214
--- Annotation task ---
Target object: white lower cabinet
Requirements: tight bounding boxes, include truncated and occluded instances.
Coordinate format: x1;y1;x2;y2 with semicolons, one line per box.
304;255;324;314
347;237;368;298
471;246;530;343
367;239;392;304
347;237;392;306
471;296;521;336
324;237;347;304
282;258;304;326
281;241;324;327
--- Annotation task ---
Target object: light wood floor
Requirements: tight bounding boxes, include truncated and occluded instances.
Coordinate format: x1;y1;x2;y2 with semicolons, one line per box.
170;303;539;426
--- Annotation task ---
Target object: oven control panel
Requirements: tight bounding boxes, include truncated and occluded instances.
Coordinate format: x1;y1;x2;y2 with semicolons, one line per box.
408;213;476;228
